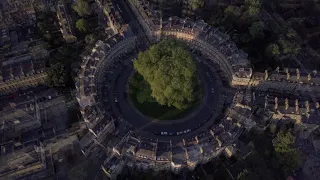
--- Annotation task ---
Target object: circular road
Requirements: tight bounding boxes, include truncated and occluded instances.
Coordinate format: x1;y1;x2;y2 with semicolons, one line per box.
101;54;227;140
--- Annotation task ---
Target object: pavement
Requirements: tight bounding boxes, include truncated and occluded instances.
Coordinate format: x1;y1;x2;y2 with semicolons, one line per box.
113;0;149;42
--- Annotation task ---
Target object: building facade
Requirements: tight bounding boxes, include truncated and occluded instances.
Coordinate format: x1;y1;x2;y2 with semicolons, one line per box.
128;0;320;96
95;0;128;34
57;0;77;43
0;58;47;94
76;36;137;156
0;99;41;135
74;0;320;178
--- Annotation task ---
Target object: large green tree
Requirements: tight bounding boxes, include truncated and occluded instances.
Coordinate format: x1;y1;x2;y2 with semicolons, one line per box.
273;131;302;175
224;5;242;17
286;28;297;38
266;43;280;57
245;0;261;16
130;73;153;104
133;40;196;110
72;0;90;17
46;63;68;87
273;131;295;153
37;22;46;33
278;38;301;55
85;34;96;44
189;0;204;10
249;21;265;38
76;19;88;32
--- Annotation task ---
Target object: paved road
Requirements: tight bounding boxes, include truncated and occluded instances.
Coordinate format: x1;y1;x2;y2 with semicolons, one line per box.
113;0;150;44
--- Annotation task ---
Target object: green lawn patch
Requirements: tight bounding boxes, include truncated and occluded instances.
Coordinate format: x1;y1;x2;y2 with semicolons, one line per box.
129;92;201;120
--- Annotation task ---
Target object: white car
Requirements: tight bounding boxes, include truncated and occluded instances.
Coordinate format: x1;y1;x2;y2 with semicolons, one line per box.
161;132;168;135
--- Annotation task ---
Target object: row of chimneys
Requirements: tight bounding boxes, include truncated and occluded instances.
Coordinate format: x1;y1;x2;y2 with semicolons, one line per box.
264;68;318;81
273;97;320;114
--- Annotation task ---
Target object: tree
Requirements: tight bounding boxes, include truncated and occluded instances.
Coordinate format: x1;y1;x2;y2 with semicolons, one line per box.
72;0;90;17
286;28;297;38
76;19;88;32
273;131;295;154
266;44;280;57
249;22;265;38
37;22;46;33
269;122;277;134
245;0;261;16
278;39;301;55
273;131;302;174
85;34;96;44
43;32;52;41
288;17;304;26
224;5;242;17
130;73;153;104
133;40;197;110
189;0;204;10
46;63;68;87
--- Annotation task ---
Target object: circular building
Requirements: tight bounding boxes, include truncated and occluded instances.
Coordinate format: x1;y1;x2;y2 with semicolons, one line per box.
76;17;254;174
77;0;320;178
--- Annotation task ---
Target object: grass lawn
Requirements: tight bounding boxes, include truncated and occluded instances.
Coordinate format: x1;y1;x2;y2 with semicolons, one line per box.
129;92;202;120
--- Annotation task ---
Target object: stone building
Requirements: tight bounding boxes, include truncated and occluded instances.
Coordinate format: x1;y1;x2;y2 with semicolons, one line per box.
127;0;320;97
0;0;48;95
0;99;41;136
95;0;128;34
76;0;320;178
127;0;252;86
0;58;46;94
101;155;125;179
57;0;77;43
108;117;241;175
0;141;54;180
76;37;137;156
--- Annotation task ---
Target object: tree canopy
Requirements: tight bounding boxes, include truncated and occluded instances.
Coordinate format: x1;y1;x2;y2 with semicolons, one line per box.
266;43;280;57
245;0;261;16
46;63;68;87
249;21;265;38
286;28;297;38
85;34;96;44
72;0;90;17
189;0;204;10
130;73;153;104
278;38;301;55
224;5;242;17
76;19;88;32
133;40;197;110
273;131;295;153
272;131;302;175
